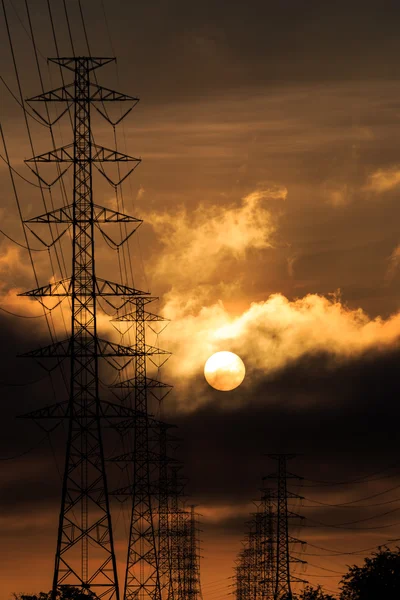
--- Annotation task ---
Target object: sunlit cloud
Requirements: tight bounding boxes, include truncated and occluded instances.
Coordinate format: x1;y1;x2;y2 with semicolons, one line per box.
145;187;286;288
324;182;352;207
201;503;253;523
385;243;400;280
365;166;400;193
162;290;400;409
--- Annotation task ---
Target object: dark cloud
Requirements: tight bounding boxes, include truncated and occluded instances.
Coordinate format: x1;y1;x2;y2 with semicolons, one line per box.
3;0;400;594
4;1;400;107
174;346;400;508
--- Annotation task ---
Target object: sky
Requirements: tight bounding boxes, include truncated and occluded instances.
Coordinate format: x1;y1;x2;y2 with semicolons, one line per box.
2;0;400;597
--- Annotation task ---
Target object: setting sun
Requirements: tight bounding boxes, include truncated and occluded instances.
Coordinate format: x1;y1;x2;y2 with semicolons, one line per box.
204;351;246;391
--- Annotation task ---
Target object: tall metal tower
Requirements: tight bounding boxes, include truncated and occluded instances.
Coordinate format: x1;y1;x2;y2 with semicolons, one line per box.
263;455;306;600
185;506;203;600
261;489;275;600
169;466;189;600
234;491;275;600
111;296;171;600
19;56;147;600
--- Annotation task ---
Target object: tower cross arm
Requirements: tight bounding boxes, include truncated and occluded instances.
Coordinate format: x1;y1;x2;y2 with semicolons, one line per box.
18;400;146;421
92;144;141;163
27;83;75;103
19;278;148;297
95;278;148;296
27;82;138;104
90;83;139;103
17;338;157;358
18;278;72;297
111;377;172;390
25;144;74;163
24;204;142;224
142;344;171;357
114;310;169;323
25;144;140;164
48;56;115;72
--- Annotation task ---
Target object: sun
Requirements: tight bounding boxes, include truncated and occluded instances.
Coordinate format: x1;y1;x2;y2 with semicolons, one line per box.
204;351;246;391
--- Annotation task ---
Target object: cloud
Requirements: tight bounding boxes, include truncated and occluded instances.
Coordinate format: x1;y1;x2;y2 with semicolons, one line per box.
144;187;286;288
162;290;400;410
365;166;400;193
286;254;298;277
324;182;352;207
386;244;400;280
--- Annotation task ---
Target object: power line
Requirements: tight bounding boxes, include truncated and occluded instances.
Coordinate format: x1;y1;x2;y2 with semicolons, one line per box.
7;0;46;59
0;149;44;188
303;540;393;557
0;434;48;460
0;75;48;125
302;462;400;487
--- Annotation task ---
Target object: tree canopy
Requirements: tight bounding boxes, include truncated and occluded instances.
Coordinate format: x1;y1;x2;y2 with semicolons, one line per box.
293;584;337;600
340;546;400;600
11;588;99;600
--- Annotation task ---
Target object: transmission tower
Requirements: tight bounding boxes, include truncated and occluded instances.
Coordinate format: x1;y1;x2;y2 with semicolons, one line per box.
263;455;306;600
110;295;172;600
18;56;147;600
169;466;189;600
158;421;174;600
185;506;203;600
234;490;275;600
261;489;275;600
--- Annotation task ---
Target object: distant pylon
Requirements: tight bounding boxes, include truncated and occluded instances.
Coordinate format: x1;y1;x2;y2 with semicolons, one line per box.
18;56;147;600
261;489;275;600
263;455;307;600
185;506;203;600
157;421;181;600
234;490;275;600
169;466;189;600
110;294;172;600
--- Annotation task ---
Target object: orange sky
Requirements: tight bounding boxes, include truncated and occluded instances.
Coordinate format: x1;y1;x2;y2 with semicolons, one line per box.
3;1;400;598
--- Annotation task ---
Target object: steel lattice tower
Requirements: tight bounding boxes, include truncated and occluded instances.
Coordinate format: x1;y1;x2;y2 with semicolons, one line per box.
185;506;202;600
234;491;275;600
261;489;275;600
18;56;148;599
264;455;306;600
157;422;177;600
169;466;189;600
124;297;161;600
110;296;171;600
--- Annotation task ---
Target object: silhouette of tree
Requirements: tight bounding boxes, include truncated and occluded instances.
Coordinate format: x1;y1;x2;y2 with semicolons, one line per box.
11;588;99;600
291;584;337;599
340;546;400;600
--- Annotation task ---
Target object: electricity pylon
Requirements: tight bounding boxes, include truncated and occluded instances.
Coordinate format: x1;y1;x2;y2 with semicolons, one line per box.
234;491;275;600
263;455;307;600
185;506;203;600
169;466;189;600
110;296;171;600
18;56;147;600
261;489;275;600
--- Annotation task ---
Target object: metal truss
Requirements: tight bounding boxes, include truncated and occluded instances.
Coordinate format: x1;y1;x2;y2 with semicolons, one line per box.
110;296;172;600
20;278;149;298
234;493;275;600
263;455;307;600
20;56;147;600
18;338;169;359
26;143;140;164
169;467;190;600
185;506;202;600
24;204;142;224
